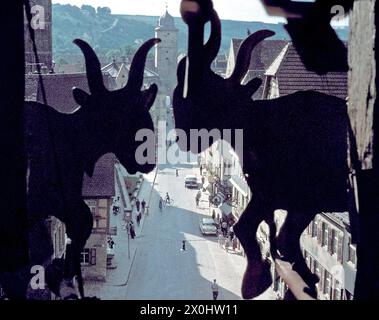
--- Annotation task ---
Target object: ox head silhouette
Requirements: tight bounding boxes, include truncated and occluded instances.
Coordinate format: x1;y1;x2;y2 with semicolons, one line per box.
173;3;274;154
73;38;160;175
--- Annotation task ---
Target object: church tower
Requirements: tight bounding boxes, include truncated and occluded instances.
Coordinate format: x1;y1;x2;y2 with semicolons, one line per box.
24;0;53;73
155;8;178;97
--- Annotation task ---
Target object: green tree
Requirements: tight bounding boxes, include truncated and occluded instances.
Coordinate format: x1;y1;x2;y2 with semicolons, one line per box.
97;7;111;16
81;5;96;17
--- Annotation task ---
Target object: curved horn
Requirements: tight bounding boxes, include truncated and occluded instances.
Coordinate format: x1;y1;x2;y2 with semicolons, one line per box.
73;39;105;94
126;38;161;91
203;9;221;66
229;30;275;84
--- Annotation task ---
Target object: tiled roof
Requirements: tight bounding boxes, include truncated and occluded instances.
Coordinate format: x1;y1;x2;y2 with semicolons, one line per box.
102;61;159;80
323;212;350;228
25;73;115;113
231;38;288;71
82;153;116;198
275;44;348;99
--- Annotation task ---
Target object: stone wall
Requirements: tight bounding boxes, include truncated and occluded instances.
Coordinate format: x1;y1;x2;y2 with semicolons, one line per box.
348;0;377;169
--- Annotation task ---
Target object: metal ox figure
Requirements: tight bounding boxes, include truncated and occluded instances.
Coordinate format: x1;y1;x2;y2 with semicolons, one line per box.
174;0;350;299
20;38;159;299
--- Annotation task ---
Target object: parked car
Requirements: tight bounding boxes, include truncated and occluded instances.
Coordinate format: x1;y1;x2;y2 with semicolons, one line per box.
199;218;218;235
185;175;198;189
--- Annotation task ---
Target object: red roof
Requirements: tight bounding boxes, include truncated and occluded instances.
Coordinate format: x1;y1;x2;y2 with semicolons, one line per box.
231;38;288;72
25;73;115;113
82;153;115;198
275;45;348;99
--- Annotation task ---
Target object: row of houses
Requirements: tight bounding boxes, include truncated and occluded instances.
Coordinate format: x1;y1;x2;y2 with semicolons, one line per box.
199;36;356;300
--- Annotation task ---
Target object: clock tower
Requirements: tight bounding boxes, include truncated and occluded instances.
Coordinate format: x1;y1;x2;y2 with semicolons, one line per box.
155;9;178;97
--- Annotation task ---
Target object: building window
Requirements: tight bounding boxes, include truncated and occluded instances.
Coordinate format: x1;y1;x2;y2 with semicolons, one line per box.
307;223;312;236
304;251;312;269
333;281;342;300
322;222;328;247
314;261;321;280
330;229;338;256
86;200;97;215
348;242;357;266
324;270;332;298
81;248;96;266
80;249;90;265
314;261;323;294
312;220;318;238
337;233;344;263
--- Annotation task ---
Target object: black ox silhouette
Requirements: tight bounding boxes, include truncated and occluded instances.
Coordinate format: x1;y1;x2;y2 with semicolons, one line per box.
21;38;159;299
174;1;349;299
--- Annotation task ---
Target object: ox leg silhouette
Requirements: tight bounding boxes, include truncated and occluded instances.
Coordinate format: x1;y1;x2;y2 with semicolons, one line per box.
175;1;348;300
21;38;160;299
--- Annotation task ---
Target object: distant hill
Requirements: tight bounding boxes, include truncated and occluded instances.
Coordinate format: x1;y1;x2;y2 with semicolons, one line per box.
52;4;349;63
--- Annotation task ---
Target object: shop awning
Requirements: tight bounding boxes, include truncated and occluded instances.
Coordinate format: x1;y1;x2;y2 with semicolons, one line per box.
229;175;249;198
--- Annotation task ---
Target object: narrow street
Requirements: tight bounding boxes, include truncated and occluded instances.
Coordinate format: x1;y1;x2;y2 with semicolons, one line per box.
121;106;253;300
123;161;247;300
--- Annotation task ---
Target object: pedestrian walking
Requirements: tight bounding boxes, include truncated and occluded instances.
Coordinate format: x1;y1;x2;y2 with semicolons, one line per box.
127;221;135;239
141;199;146;211
201;176;205;185
211;279;219;300
136;213;141;226
196;193;200;207
212;210;216;220
176;169;179;177
182;240;186;251
200;165;203;175
232;237;238;252
229;226;234;240
221;220;228;237
136;198;140;212
108;237;115;249
130;223;136;239
165;192;171;204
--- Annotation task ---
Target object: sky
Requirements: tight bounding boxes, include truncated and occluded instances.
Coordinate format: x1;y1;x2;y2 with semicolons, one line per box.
52;0;285;23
